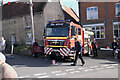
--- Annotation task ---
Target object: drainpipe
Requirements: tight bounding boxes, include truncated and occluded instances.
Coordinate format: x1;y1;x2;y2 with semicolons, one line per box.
78;2;82;27
105;2;109;47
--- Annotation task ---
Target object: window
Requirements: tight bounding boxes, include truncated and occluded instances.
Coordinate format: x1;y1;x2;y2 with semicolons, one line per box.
78;28;81;35
92;25;105;39
113;24;120;38
71;26;77;36
11;34;16;44
24;16;31;28
86;6;98;20
26;33;32;44
115;3;120;17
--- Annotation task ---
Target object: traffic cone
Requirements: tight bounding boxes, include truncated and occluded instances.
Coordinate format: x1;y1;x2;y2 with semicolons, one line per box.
52;60;55;64
107;46;110;49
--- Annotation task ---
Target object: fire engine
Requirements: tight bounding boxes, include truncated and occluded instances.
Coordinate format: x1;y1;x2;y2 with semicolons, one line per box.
43;20;93;60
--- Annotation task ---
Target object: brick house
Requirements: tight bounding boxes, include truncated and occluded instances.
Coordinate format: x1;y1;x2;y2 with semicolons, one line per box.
2;2;64;45
79;2;120;48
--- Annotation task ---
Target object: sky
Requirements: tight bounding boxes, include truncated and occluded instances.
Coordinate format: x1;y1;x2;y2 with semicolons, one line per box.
0;0;79;16
61;0;79;16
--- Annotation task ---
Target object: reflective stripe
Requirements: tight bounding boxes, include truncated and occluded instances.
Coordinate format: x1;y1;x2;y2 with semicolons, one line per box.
60;48;67;56
59;50;65;56
66;47;71;53
46;48;52;55
60;52;64;56
44;47;47;53
63;48;69;56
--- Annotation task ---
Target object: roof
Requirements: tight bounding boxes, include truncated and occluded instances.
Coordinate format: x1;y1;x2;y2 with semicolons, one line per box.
2;2;46;19
61;5;79;22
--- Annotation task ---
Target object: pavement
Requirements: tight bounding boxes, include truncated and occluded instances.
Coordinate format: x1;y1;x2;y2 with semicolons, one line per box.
6;54;119;78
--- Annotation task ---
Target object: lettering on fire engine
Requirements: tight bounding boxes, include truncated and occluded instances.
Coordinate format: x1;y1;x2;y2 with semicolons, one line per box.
51;23;64;26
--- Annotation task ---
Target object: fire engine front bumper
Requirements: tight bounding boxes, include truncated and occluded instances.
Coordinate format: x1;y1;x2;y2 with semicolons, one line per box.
44;47;74;57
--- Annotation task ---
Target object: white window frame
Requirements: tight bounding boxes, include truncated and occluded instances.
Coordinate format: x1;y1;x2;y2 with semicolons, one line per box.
11;34;16;44
83;23;105;39
115;3;120;17
26;33;32;44
113;22;120;38
86;6;99;20
24;16;31;28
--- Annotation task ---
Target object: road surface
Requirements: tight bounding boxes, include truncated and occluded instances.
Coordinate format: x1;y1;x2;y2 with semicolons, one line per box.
6;54;118;78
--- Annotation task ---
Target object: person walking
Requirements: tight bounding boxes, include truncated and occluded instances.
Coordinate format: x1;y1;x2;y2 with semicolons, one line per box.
0;37;6;56
33;39;39;58
71;38;85;66
0;52;18;80
112;39;118;50
91;38;98;57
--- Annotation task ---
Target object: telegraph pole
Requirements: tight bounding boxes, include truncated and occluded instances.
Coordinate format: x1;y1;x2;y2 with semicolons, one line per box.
30;0;35;43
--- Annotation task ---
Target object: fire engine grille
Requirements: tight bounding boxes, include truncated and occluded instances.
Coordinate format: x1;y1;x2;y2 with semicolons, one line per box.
48;41;65;46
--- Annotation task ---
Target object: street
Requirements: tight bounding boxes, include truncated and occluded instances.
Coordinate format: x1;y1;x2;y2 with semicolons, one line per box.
6;54;118;78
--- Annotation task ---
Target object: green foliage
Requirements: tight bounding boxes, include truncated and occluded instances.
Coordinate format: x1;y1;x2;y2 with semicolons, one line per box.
14;44;32;54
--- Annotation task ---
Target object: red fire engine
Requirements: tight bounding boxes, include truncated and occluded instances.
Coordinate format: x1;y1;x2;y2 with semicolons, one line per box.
43;20;93;60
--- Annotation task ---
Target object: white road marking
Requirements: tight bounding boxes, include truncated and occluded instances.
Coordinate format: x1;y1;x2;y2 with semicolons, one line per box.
34;73;47;76
19;75;30;78
101;65;109;67
106;66;115;69
66;69;74;71
95;68;103;70
111;64;118;66
70;71;76;73
90;66;98;68
52;71;61;73
75;71;80;73
56;73;66;76
38;75;50;78
78;68;84;70
84;69;93;72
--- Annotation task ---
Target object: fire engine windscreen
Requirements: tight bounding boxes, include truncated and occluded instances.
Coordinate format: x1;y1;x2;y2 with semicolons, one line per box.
46;27;69;37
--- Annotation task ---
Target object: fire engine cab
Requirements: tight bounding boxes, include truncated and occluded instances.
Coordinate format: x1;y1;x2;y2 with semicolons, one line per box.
43;20;93;60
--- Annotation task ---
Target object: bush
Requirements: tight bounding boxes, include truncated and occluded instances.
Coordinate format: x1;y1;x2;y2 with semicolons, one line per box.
14;44;32;54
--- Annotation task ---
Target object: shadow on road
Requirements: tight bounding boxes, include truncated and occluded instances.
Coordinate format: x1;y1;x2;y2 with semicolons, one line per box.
6;54;52;67
6;54;119;67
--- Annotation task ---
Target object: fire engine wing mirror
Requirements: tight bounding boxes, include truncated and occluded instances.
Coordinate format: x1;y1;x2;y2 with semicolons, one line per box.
43;28;46;39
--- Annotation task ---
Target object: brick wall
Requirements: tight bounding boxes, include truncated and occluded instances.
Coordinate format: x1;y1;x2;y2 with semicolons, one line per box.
80;2;119;48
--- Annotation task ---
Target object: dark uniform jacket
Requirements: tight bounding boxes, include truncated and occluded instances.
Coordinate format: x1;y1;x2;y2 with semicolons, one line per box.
75;41;82;52
112;42;118;50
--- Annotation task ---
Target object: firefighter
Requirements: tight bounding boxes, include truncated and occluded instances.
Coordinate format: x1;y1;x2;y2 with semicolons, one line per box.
33;39;39;58
91;38;98;57
71;38;85;66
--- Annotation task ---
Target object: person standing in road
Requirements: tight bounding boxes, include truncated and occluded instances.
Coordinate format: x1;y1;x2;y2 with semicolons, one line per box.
71;38;85;66
33;39;39;58
91;38;98;57
112;39;118;50
0;37;6;56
